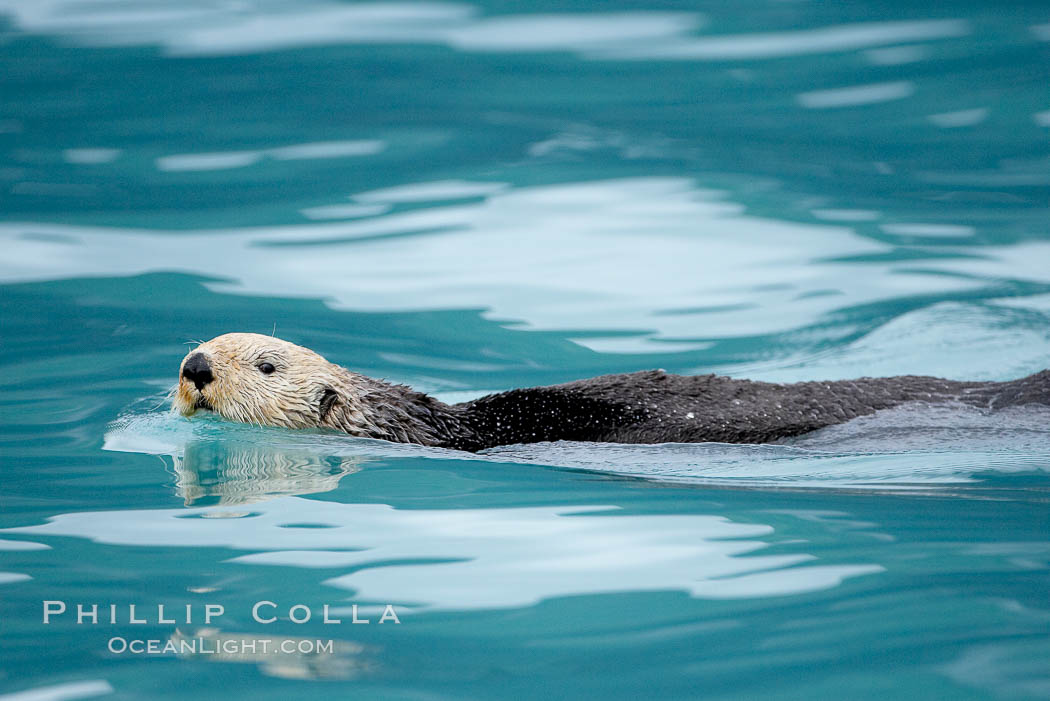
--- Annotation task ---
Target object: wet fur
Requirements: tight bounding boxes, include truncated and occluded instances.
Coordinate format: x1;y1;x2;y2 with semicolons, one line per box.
175;333;1050;452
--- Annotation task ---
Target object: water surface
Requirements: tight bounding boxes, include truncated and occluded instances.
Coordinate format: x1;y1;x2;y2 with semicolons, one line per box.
2;1;1049;699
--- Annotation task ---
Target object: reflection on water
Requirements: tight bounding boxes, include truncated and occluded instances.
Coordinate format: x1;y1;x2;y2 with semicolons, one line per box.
940;641;1050;699
713;301;1050;383
796;81;915;109
3;2;1049;362
0;681;115;701
0;2;701;56
156;140;386;172
0;2;980;62
0;177;891;352
170;629;370;680
3;496;883;611
104;411;362;505
7;176;1049;354
2;0;1049;698
174;441;361;507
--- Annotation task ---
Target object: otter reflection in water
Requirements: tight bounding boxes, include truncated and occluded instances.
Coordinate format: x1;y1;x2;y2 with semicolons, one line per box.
168;628;371;680
174;333;1050;451
174;440;361;506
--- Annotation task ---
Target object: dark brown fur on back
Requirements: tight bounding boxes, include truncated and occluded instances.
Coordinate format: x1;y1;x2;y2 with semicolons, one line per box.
362;369;1050;452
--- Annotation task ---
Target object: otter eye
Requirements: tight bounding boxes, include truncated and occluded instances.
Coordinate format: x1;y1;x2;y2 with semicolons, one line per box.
258;362;276;375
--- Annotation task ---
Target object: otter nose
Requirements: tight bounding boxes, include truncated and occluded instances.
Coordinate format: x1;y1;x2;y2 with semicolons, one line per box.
182;353;214;390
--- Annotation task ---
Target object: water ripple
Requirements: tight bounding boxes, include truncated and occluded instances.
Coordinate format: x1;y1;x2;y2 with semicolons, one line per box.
3;497;883;611
0;177;1010;353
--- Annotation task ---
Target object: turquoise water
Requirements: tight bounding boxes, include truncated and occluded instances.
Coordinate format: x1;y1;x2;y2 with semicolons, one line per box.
2;1;1050;698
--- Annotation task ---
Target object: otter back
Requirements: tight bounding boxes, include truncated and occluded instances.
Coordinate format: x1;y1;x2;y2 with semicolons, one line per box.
447;370;1050;451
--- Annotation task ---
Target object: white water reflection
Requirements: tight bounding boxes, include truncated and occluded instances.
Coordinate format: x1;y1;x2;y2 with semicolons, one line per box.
156;140;385;172
880;223;975;237
0;680;114;701
927;108;989;128
3;497;883;610
863;45;931;65
810;209;881;222
0;573;32;585
62;148;121;164
797;81;915;109
0;1;700;57
0;1;970;63
716;302;1050;384
299;203;391;221
354;179;509;202
604;20;968;61
0;539;50;551
0;176;1000;352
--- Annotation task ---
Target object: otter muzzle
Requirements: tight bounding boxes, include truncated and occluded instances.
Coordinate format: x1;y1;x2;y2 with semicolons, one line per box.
182;353;214;391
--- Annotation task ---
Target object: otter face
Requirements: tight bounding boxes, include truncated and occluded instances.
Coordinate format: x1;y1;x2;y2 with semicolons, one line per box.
173;333;351;430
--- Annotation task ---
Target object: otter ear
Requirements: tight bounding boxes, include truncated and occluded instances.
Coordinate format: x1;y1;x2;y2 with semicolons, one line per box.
318;387;340;422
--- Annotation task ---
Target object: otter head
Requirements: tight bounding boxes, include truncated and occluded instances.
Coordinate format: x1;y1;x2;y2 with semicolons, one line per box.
173;333;363;431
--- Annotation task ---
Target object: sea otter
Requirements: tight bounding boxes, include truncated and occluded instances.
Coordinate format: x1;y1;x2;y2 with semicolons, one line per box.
172;333;1050;452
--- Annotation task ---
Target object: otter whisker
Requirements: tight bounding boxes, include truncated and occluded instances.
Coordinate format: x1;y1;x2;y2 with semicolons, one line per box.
150;386;178;412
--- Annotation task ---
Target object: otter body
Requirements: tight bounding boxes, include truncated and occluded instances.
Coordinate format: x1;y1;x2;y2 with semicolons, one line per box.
174;333;1050;452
